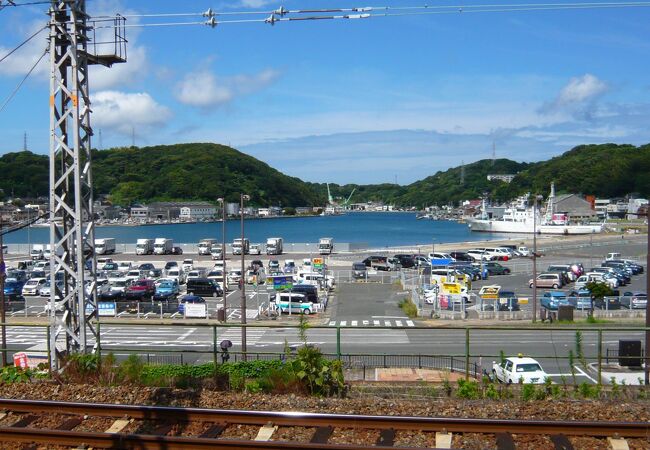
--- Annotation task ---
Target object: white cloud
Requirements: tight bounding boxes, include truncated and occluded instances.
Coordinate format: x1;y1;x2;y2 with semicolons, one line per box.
92;91;172;134
0;21;49;78
541;74;609;119
175;68;279;109
237;0;275;7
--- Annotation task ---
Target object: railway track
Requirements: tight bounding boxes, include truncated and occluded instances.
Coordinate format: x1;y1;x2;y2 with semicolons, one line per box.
0;398;647;449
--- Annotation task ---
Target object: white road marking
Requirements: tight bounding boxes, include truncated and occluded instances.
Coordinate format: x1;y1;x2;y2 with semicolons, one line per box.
340;321;347;326
574;365;598;384
395;320;403;327
177;328;196;341
373;320;380;326
384;320;391;327
328;321;336;326
406;320;415;327
362;320;369;326
351;320;358;327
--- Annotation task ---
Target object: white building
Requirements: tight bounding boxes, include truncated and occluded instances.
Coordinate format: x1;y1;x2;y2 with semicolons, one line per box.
487;174;516;183
627;198;649;219
179;202;216;220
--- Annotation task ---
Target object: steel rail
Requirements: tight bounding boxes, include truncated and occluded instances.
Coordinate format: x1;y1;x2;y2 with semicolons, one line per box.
0;428;392;450
0;398;648;437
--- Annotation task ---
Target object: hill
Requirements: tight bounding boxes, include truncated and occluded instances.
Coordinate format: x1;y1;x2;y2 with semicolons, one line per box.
2;142;649;207
0;144;325;206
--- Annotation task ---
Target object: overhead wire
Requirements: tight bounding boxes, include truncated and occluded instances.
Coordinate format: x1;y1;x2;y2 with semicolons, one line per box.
0;25;46;64
86;2;650;28
0;47;47;114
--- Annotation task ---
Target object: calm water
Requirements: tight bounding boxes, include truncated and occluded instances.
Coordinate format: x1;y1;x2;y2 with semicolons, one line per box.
5;212;514;247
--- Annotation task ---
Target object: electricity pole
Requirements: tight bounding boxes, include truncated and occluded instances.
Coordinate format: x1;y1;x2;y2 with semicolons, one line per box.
0;215;7;366
48;1;126;369
240;194;250;359
645;209;649;385
532;195;542;323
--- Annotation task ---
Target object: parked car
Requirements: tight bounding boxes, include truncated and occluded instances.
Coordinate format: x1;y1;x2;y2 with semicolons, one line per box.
164;261;178;272
182;259;194;272
568;289;593;310
4;279;26;301
540;291;572;310
171;246;184;255
22;278;47;296
124;279;156;300
394;254;416;268
546;265;573;284
496;290;520;311
178;294;205;314
449;251;473;262
529;273;562;289
619;292;647;310
166;268;186;285
138;263;155;272
249;244;261;255
227;270;242;285
484;262;511;275
186;278;223;297
153;279;180;301
272;292;315;315
352;262;367;279
594;295;621;310
186;269;206;281
362;255;392;271
492;356;548;384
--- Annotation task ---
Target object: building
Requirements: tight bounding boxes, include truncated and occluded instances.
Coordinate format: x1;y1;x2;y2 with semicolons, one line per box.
148;202;181;221
487;174;516;183
553;194;597;221
626;198;649;219
179;202;216;220
594;198;611;219
129;205;149;221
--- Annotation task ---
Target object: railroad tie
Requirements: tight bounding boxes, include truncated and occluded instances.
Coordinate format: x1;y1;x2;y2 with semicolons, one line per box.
376;428;395;447
200;422;227;438
495;432;516;450
10;414;38;428
310;425;334;443
105;418;131;433
56;416;84;430
607;437;630;450
435;431;453;449
152;421;176;436
550;434;574;450
255;423;278;441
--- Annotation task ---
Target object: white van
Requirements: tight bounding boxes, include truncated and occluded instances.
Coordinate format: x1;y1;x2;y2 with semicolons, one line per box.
606;252;621;261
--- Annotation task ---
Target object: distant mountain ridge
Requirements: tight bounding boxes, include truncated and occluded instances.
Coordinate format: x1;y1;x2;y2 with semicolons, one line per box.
1;142;648;207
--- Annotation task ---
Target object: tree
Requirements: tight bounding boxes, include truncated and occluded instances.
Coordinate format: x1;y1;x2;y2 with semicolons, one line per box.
584;281;615;315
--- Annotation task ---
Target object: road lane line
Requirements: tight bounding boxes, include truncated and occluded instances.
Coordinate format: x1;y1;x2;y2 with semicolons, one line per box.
574;365;598;383
373;320;380;326
351;320;358;327
384;320;391;327
177;328;196;341
340;321;347;326
406;320;415;327
328;321;336;326
395;320;403;327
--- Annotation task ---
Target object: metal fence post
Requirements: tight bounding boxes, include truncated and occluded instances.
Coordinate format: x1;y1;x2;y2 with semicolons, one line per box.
96;322;101;362
213;325;218;369
336;326;341;361
46;325;51;375
597;329;603;385
465;328;470;380
160;303;163;319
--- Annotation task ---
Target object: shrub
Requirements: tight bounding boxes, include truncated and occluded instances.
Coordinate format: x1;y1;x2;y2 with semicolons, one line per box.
398;298;418;318
0;366;32;384
289;346;345;397
521;384;537;401
456;379;480;399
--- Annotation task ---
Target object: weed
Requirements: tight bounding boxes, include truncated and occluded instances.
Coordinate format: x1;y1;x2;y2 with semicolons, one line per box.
298;314;309;344
0;366;32;384
442;377;453;397
610;377;620;398
568;350;577;386
456;379;480;399
521;384;536;401
484;382;499;400
574;331;587;369
578;382;598;399
119;354;144;383
398;297;418;318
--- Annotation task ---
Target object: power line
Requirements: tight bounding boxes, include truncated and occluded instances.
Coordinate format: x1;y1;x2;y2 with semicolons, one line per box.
0;25;46;64
89;2;650;29
0;47;47;114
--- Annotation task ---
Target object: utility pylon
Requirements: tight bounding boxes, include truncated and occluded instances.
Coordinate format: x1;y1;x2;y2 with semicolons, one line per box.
48;0;126;369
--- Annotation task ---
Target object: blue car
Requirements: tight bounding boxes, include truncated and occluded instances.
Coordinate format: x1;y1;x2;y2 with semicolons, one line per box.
568;290;593;310
153;279;180;301
3;279;25;301
541;291;572;310
178;294;205;314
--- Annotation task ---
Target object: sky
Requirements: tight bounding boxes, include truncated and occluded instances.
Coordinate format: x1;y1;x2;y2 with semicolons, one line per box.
1;0;649;184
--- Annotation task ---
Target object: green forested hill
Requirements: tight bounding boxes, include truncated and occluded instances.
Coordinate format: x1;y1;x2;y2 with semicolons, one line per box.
91;143;324;206
1;142;649;207
0;143;324;206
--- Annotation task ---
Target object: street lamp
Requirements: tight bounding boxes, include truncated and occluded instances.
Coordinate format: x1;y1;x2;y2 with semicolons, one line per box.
532;194;543;323
217;198;227;322
240;193;250;360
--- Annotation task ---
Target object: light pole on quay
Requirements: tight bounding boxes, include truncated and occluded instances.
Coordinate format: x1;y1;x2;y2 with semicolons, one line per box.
217;198;227;322
240;194;250;360
531;194;543;323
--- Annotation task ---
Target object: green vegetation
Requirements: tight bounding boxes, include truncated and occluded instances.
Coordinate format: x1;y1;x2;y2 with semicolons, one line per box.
398;297;418;318
3;142;649;207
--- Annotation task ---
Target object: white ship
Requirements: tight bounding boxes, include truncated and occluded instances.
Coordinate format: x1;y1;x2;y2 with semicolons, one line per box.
467;184;603;235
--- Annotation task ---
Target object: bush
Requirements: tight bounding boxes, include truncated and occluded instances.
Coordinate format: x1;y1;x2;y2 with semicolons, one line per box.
398;298;418;318
456;379;480;399
289;346;346;397
0;366;32;384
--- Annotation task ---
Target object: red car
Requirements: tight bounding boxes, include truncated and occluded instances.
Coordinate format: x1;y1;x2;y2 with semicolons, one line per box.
125;279;156;300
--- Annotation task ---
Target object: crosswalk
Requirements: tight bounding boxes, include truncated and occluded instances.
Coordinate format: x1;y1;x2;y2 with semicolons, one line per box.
327;319;415;328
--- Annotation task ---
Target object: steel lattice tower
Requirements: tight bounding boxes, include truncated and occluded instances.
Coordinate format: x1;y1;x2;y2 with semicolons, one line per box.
48;0;125;369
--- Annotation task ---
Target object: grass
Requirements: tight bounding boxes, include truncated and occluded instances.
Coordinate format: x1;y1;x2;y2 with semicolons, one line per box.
398;297;418;318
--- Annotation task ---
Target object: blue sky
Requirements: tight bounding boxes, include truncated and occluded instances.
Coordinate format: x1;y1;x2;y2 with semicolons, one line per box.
1;0;649;184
